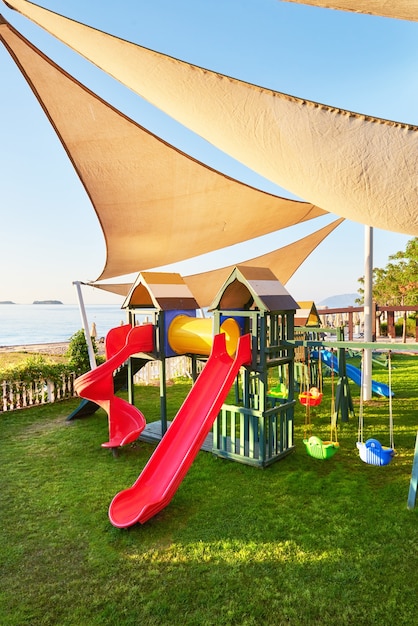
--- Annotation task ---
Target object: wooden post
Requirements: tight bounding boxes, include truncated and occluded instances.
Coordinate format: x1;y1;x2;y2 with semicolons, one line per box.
407;431;418;510
372;301;377;342
387;310;395;339
158;312;168;435
347;308;353;340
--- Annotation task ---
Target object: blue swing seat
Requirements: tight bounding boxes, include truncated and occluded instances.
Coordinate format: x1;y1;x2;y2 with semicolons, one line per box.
356;439;395;466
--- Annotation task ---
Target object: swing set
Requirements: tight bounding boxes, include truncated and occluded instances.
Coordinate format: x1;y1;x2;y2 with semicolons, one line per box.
356;349;396;466
302;345;396;465
302;347;339;460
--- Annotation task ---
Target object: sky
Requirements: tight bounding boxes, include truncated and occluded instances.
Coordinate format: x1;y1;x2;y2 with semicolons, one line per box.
0;0;416;306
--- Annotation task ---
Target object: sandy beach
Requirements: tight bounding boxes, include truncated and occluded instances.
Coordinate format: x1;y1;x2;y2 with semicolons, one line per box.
0;342;71;355
0;340;108;357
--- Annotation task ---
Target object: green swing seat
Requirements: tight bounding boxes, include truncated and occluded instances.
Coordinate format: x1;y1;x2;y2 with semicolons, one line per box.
303;436;339;460
268;383;288;399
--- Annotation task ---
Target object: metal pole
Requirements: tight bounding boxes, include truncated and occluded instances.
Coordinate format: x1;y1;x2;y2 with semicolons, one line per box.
363;226;373;401
73;281;97;370
407;431;418;510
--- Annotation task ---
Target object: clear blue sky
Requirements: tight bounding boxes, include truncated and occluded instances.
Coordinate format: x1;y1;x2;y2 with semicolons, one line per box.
0;0;416;305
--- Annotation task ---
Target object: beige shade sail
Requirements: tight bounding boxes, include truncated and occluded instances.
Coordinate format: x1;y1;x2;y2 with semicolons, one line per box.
280;1;418;22
183;218;343;307
88;218;344;308
0;16;326;281
81;282;130;298
5;0;418;236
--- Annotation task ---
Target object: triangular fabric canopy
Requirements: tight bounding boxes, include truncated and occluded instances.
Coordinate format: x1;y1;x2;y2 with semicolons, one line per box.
88;217;343;308
81;282;130;298
183;218;343;307
0;16;326;281
5;0;418;236
281;1;418;22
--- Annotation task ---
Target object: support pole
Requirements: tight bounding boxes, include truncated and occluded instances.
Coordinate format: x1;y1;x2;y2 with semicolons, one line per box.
407;431;418;510
73;281;97;370
363;226;373;401
158;312;167;435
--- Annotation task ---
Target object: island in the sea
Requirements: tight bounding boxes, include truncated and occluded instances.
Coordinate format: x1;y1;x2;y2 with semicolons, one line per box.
0;300;15;304
33;300;63;305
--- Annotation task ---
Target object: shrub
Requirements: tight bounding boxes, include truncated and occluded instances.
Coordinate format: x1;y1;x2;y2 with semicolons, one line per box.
66;329;99;375
0;354;71;385
380;316;416;338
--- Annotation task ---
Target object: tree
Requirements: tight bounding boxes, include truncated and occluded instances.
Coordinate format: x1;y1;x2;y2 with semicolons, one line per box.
387;237;418;305
357;237;418;341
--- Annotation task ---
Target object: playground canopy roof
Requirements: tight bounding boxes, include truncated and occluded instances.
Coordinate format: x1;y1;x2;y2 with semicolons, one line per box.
0;15;333;284
4;0;418;238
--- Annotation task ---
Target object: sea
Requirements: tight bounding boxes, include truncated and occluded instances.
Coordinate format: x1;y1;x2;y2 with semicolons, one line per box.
0;303;132;347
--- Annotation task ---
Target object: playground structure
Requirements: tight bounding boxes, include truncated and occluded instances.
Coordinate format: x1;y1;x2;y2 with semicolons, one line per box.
73;264;418;527
290;323;403;463
74;266;299;526
72;265;418;524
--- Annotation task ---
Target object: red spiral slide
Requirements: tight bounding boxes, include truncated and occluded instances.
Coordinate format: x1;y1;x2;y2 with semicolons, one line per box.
108;332;252;527
74;324;154;448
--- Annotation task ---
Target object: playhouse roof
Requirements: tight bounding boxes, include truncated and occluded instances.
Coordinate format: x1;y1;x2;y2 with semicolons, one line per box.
209;266;299;313
5;0;417;237
122;272;199;311
294;301;321;327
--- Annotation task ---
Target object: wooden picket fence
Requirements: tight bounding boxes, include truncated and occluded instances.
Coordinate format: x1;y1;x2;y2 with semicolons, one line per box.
133;355;200;384
1;373;76;413
1;356;200;413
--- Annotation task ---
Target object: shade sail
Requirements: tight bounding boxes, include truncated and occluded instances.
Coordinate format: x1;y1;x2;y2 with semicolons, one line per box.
4;0;418;236
183;218;344;307
81;282;130;298
0;16;326;281
281;1;418;22
87;218;344;307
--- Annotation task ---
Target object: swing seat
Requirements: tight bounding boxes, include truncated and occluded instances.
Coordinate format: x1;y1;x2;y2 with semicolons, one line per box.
299;388;323;407
356;439;395;466
268;383;288;399
303;436;339;460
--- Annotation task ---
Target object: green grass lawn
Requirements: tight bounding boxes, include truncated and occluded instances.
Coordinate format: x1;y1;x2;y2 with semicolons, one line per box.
1;354;417;625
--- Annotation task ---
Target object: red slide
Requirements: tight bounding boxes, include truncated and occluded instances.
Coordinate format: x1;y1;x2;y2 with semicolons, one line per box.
74;324;154;448
108;332;252;527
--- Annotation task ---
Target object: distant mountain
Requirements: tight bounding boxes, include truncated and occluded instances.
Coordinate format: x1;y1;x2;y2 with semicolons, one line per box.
0;300;15;304
317;294;358;308
33;300;63;305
